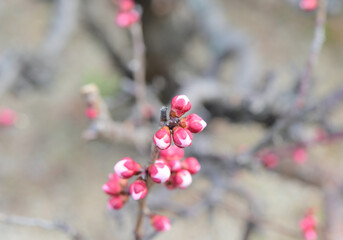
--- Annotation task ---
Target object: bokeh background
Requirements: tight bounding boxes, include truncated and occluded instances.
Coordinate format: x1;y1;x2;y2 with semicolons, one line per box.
1;0;343;239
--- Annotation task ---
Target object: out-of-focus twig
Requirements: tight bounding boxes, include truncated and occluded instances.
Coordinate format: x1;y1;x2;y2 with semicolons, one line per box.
0;0;80;97
0;213;86;240
81;0;133;77
44;0;80;56
81;84;150;150
322;183;343;240
238;84;343;166
296;0;328;108
130;22;148;124
186;0;257;97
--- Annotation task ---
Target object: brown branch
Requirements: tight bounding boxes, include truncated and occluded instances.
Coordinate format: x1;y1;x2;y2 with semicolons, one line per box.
0;213;86;240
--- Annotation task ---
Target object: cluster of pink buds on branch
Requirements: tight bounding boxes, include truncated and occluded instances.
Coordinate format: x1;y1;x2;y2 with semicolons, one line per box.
159;146;200;189
300;210;317;240
153;95;207;149
103;173;129;209
102;95;205;237
114;0;140;28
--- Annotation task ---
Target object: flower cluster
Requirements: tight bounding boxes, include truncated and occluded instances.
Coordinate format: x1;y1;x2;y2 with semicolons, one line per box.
114;0;140;28
102;173;129;209
102;95;205;234
160;146;200;189
300;210;317;240
153;95;207;149
103;146;201;232
108;147;201;201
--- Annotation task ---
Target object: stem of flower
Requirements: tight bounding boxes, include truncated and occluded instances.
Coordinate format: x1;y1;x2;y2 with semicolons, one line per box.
134;107;164;239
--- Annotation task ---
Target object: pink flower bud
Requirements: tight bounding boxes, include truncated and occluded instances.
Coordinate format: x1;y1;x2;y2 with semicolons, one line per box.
315;127;327;141
300;210;317;240
155;159;168;165
0;108;17;126
180;113;207;133
293;147;308;164
115;10;140;28
114;157;141;178
153;126;172;150
170;95;191;118
260;152;279;169
118;0;135;11
129;180;148;200
299;0;317;11
85;106;98;119
102;173;127;195
182;157;201;175
164;174;178;190
304;229;317;240
107;195;128;210
172;127;193;148
148;161;171;183
300;212;316;232
174;169;192;189
150;215;171;232
159;145;184;162
168;159;182;172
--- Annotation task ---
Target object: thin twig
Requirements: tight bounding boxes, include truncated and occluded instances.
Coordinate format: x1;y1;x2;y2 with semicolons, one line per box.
134;106;165;240
296;0;328;108
130;22;147;124
220;202;300;239
0;213;86;240
322;183;343;240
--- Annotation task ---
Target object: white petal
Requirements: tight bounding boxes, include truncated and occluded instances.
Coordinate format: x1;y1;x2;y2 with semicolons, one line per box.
131;191;143;200
114;160;128;177
178;133;192;147
162;222;171;231
176;95;190;105
199;120;207;131
154;136;170;149
179;171;192;189
153;165;171;183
